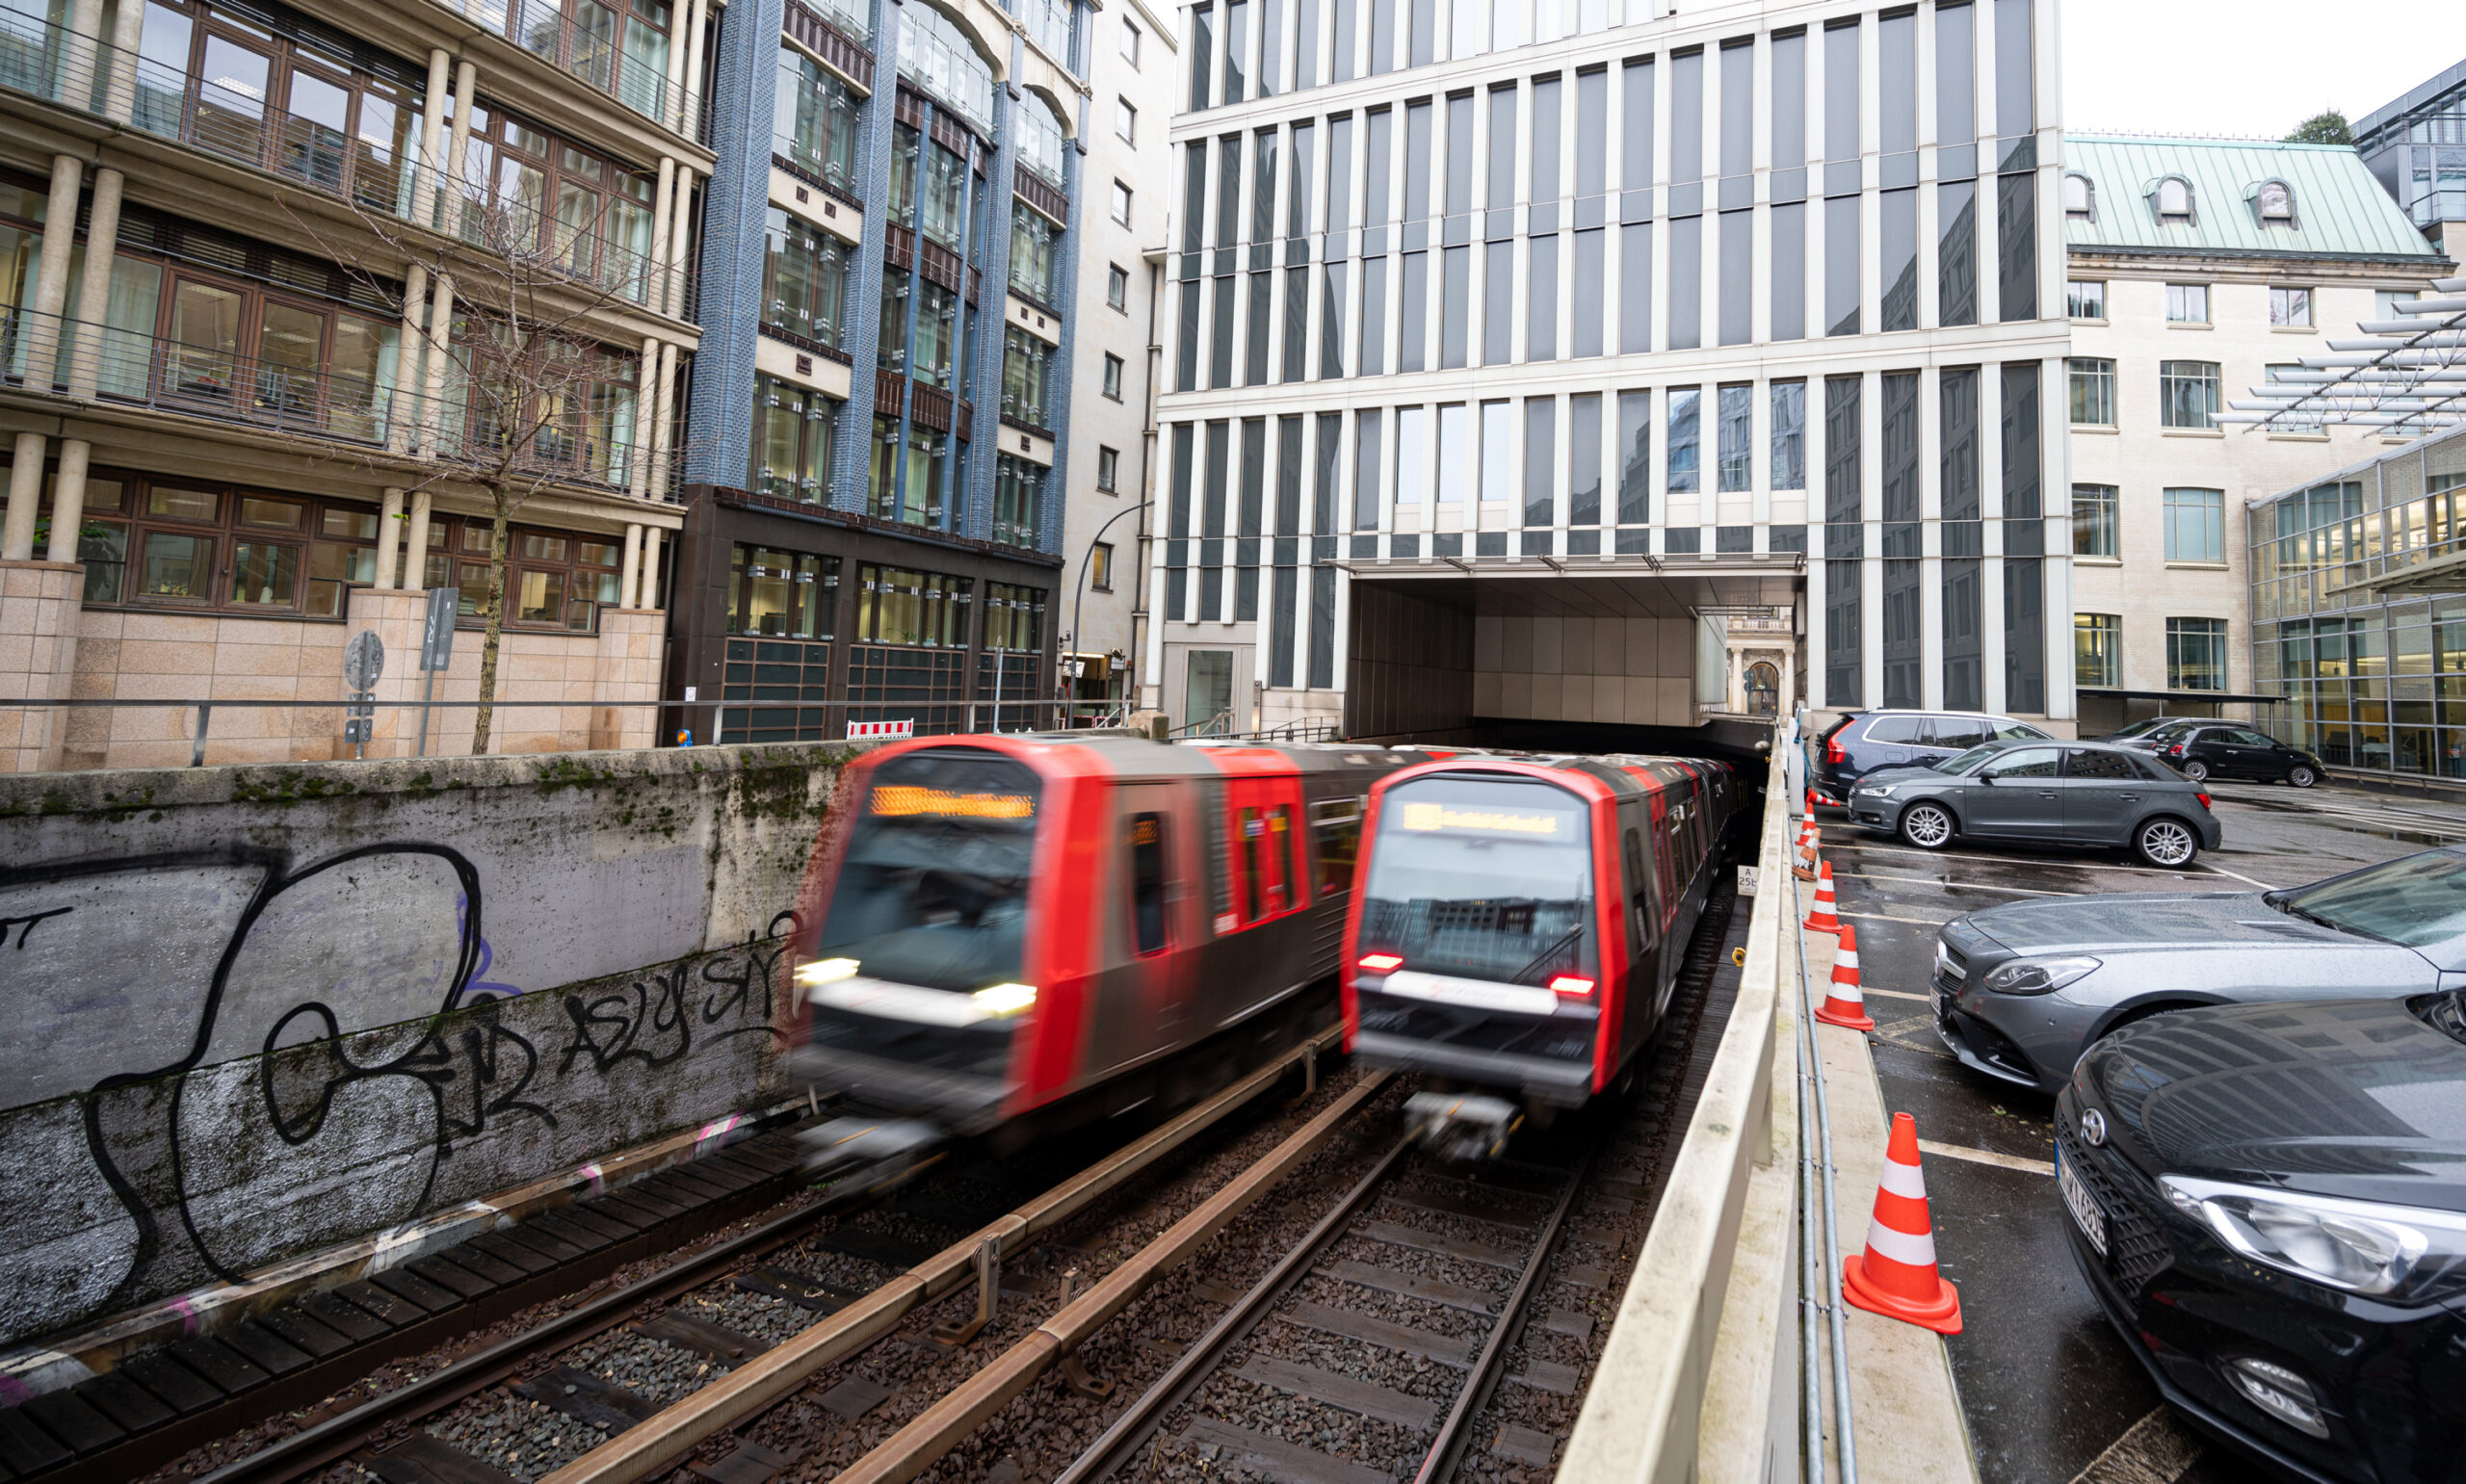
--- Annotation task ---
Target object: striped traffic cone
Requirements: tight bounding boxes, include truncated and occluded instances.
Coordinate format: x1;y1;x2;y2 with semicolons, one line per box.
1815;924;1875;1030
1842;1112;1963;1335
1794;822;1821;882
1802;861;1842;934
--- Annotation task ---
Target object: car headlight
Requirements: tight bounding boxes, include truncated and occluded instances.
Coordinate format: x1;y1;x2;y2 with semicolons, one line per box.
2161;1177;2466;1301
1981;956;2100;995
1861;784;1898;798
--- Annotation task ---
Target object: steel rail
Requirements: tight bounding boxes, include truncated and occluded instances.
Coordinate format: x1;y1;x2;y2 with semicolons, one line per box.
534;1026;1347;1484
1790;848;1860;1484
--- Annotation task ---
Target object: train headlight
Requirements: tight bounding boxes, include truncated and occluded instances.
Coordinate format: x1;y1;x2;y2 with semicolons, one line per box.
973;982;1038;1016
1548;975;1596;999
796;957;861;987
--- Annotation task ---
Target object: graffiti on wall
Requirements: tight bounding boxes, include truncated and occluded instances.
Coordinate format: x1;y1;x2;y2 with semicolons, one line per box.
0;844;796;1343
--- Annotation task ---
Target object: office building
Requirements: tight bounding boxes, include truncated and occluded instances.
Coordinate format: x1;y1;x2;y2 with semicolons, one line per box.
1146;0;2072;740
2060;135;2449;734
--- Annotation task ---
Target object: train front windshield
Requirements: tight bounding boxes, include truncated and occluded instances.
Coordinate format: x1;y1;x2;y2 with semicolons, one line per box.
1359;775;1595;985
817;749;1041;993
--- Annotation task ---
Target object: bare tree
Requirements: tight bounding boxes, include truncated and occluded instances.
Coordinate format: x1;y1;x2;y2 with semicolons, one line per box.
273;156;687;753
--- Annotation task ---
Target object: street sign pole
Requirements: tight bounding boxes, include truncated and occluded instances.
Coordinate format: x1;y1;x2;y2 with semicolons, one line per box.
418;587;457;758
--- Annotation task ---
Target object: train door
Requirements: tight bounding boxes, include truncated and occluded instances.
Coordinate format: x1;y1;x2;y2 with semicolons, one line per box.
1617;804;1665;1052
1210;772;1308;1026
1087;781;1195;1078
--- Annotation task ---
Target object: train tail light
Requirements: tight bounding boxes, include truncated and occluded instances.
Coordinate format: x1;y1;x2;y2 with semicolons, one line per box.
1358;952;1404;974
1549;975;1597;999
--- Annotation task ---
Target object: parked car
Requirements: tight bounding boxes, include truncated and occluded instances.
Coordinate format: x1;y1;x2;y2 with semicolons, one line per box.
2096;716;2191;742
1846;739;2218;866
2109;718;2204;752
1807;709;2053;806
1932;845;2466;1092
2143;723;2324;788
2058;996;2466;1482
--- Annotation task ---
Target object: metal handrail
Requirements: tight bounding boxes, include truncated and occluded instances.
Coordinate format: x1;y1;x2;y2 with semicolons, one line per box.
1;304;681;502
0;5;698;313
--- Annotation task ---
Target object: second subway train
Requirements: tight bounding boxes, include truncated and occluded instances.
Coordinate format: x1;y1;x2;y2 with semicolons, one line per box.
790;734;1735;1158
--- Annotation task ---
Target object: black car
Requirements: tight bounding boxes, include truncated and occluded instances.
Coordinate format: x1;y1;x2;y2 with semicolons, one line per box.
2143;724;2324;788
1808;709;2054;806
1848;739;2221;865
2098;716;2193;743
2059;998;2466;1483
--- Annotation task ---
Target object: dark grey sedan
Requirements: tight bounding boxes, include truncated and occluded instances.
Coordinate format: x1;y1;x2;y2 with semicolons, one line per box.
1935;846;2466;1092
1845;740;2222;867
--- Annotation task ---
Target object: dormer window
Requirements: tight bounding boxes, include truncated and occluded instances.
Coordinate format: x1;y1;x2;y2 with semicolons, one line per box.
2155;176;2194;222
2063;173;2095;221
2255;179;2295;226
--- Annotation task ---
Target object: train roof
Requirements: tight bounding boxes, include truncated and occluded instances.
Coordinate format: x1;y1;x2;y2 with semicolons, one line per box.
1368;749;1732;802
846;731;1443;784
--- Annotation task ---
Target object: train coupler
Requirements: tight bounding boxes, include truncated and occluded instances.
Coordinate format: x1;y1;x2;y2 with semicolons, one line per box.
1404;1091;1523;1161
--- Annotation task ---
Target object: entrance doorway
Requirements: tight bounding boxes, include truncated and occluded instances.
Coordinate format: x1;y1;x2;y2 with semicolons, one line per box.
1183;650;1233;734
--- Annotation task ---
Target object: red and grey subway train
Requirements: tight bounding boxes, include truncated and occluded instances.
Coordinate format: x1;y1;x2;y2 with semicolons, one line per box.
1341;753;1736;1153
787;732;1432;1146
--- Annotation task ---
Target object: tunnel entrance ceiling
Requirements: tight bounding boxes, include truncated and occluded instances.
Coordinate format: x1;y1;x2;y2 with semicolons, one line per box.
1342;560;1800;768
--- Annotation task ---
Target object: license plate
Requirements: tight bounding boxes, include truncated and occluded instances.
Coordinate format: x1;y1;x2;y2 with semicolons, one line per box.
2058;1146;2109;1258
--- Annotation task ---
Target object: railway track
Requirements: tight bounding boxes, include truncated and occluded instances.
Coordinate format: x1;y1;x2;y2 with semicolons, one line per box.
186;1032;1346;1484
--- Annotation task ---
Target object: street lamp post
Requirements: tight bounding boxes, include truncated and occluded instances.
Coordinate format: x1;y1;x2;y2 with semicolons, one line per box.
1057;497;1152;723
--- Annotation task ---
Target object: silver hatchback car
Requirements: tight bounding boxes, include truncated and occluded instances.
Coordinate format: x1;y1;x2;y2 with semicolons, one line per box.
1932;846;2466;1092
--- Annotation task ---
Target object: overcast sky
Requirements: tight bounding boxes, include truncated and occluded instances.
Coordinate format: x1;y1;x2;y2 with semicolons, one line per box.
2062;0;2466;139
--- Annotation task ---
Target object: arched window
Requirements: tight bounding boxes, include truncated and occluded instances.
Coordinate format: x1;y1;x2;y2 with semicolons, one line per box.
2256;180;2295;223
2155;176;2193;221
1018;93;1067;190
2063;173;2094;221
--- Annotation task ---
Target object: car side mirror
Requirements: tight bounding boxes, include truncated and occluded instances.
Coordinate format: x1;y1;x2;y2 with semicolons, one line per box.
1977;772;1996;784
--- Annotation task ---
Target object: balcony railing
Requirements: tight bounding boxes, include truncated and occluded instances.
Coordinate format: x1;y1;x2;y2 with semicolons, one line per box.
443;0;709;143
2;304;681;502
0;7;697;318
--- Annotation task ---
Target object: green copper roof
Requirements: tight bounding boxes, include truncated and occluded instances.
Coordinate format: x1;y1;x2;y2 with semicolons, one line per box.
2063;134;2444;259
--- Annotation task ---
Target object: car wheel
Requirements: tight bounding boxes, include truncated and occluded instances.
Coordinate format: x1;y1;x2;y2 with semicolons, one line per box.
2287;764;2318;789
2135;817;2200;868
2181;759;2210;784
1901;802;1955;850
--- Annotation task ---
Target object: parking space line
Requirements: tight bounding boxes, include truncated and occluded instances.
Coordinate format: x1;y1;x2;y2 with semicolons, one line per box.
2197;861;2279;890
1916;1139;2054;1177
1837;871;2070;896
2065;1405;2206;1484
1860;986;1931;1002
1825;841;2200;875
1839;910;1952;927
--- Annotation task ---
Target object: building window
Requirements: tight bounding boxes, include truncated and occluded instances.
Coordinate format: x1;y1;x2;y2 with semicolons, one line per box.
2164;487;2225;563
986;582;1045;650
1113;180;1134;224
2062;173;2094;221
1770;380;1806;492
2160;360;2221;430
856;563;969;646
1017;95;1069;191
993;455;1046;549
762;207;853;350
1090;541;1115;590
2256;180;2295;223
2076;613;2119;687
728;546;838;638
775;49;862;193
1103;353;1124;400
1122;16;1141;65
1117;98;1137;143
2166;617;2228;692
896;4;997;134
1010;205;1062;302
1001;325;1055;428
2068;357;2116;427
1716;384;1752;494
1107;263;1130;311
2378;290;2420;322
2072;484;2118;558
748;375;839;504
2269;286;2312;327
2155;176;2193;221
2165;283;2209;324
1097;445;1120;491
2065;279;2106;320
1666;387;1700;494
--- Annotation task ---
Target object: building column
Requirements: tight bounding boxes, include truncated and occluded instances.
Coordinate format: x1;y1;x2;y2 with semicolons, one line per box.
647;341;679;498
375;487;407;587
42;439;91;563
664;169;695;320
98;0;143;121
404;488;434;588
640;526;666;609
62;165;124;400
20;154;86;397
442;61;477;232
631;333;660;497
388;263;428;455
680;0;710;137
417;274;458;456
413;48;451;225
648;156;678;310
619;522;644;608
1;434;43;561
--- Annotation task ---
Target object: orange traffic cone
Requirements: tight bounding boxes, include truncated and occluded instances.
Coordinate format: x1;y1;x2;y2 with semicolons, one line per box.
1793;822;1820;881
1802;861;1842;934
1842;1112;1963;1335
1815;924;1875;1030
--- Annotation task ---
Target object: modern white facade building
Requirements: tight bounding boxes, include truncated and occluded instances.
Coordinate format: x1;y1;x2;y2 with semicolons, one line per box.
2061;136;2451;736
1145;0;2073;740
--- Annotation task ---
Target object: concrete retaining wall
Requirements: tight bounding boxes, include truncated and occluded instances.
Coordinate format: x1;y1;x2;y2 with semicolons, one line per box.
0;742;845;1349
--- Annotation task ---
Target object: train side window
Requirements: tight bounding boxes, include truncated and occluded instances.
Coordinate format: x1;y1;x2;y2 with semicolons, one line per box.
1130;812;1170;955
1238;806;1265;923
1310;796;1363;895
1269;803;1296;912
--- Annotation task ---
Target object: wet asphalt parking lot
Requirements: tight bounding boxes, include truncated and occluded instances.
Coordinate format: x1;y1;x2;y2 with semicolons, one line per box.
1812;778;2466;1484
